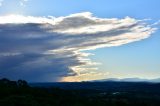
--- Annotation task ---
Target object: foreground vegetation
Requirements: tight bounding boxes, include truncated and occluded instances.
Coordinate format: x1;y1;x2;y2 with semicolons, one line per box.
1;78;160;106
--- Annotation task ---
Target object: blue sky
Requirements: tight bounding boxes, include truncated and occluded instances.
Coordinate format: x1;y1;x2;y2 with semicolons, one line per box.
1;0;160;19
0;0;159;82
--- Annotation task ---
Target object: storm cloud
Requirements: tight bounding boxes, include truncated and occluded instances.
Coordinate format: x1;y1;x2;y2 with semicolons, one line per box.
0;12;156;82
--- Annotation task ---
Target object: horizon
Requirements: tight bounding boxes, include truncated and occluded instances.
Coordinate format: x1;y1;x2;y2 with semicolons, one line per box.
0;0;160;82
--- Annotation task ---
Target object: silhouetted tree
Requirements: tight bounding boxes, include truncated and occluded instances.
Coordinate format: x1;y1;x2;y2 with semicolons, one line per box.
17;80;28;87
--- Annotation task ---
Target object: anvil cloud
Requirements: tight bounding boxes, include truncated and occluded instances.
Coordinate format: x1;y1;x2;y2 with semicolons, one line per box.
0;12;156;82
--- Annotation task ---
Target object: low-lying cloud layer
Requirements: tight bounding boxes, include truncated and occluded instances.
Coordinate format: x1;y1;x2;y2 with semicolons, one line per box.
0;12;156;82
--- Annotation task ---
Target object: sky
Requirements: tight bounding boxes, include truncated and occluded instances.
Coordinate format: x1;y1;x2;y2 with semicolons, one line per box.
0;0;159;82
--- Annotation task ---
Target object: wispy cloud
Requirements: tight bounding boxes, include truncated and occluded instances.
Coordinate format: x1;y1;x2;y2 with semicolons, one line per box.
19;0;28;6
0;12;156;82
0;0;28;7
0;0;4;6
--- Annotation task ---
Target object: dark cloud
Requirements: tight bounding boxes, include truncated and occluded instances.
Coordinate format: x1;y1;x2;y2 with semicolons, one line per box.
0;12;156;82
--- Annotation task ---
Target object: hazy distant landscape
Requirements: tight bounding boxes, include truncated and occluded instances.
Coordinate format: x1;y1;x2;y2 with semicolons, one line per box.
91;78;160;83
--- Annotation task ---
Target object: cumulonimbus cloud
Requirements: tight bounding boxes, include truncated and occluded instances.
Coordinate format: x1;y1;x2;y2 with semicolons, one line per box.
0;12;156;82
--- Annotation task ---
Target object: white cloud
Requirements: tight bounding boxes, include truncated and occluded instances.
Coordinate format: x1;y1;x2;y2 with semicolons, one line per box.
0;12;156;82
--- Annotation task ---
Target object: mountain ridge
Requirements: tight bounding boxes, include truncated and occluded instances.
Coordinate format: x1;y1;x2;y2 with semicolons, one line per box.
91;78;160;83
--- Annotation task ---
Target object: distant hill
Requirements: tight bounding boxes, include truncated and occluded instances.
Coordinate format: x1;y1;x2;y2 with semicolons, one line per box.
30;80;160;91
91;78;160;83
